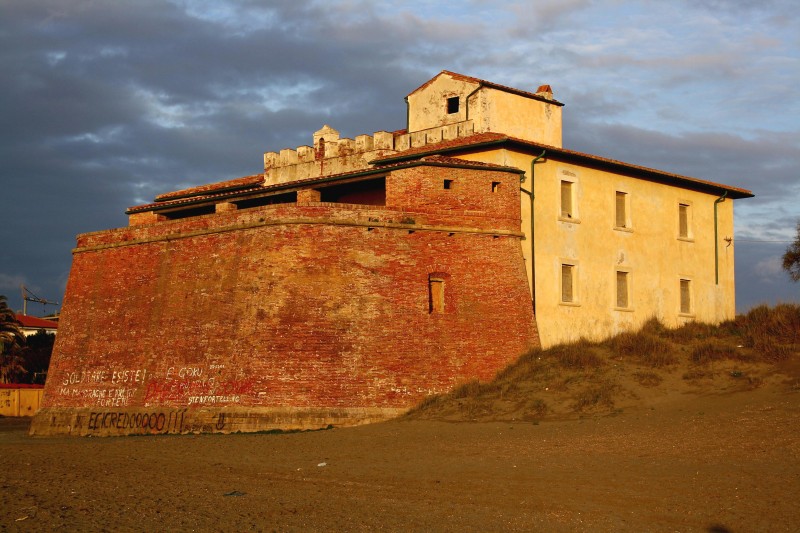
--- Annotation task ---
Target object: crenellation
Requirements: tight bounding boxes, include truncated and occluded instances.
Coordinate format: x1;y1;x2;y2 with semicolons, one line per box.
355;134;374;152
395;133;411;151
426;129;442;144
410;131;427;148
279;148;298;166
329;142;342;158
458;121;474;137
373;131;393;150
440;124;456;140
337;138;355;155
264;121;483;184
297;146;314;163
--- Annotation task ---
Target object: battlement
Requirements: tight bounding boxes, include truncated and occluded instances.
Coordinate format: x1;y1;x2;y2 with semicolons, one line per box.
263;121;476;186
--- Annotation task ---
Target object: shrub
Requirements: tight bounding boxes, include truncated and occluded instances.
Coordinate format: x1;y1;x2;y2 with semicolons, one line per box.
606;331;675;367
691;343;738;364
668;321;719;344
550;339;604;370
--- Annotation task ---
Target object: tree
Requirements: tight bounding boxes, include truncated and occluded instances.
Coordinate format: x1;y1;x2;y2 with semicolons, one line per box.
783;221;800;282
18;329;55;384
0;295;27;383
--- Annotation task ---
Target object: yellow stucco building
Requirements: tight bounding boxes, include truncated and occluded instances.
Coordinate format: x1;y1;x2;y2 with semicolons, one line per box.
368;71;751;346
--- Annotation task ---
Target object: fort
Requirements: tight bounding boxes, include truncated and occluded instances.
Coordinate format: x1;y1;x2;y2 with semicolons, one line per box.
31;71;752;436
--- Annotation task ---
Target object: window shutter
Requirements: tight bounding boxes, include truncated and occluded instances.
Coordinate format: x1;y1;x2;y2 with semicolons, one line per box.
560;181;572;218
616;271;628;308
680;279;691;313
561;265;574;302
616;192;626;227
679;204;689;237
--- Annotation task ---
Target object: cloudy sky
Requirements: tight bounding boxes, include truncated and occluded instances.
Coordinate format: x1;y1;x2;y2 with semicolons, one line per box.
2;0;798;315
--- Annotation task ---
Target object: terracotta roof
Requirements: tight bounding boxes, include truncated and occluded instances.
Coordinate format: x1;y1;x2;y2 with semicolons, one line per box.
16;314;58;330
155;174;265;202
373;133;754;199
417;154;517;170
407;70;564;107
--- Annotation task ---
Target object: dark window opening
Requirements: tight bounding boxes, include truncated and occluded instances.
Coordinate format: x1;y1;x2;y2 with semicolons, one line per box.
161;204;216;220
234;192;297;210
443;179;453;190
492;181;501;192
447;96;459;114
319;177;386;205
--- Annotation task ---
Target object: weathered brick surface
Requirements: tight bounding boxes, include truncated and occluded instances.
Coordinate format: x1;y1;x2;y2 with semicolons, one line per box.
33;163;539;436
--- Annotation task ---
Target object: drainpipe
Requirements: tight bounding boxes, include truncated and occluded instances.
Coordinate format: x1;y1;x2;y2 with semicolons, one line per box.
520;150;546;312
465;83;482;123
404;96;410;132
714;191;728;285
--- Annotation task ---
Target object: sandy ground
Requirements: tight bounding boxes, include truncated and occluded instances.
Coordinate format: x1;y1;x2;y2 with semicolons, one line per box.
1;386;798;532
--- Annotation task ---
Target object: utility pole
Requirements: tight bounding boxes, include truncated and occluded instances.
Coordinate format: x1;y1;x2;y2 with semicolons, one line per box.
20;285;60;316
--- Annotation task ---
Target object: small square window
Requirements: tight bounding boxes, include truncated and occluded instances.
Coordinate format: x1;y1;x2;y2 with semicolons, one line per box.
491;181;500;193
447;96;459;114
443;179;453;190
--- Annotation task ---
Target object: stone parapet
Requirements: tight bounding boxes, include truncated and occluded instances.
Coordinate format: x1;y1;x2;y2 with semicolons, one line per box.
263;121;476;186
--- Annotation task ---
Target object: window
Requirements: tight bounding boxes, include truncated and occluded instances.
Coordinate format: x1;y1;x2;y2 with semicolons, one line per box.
443;179;453;190
429;278;445;313
491;181;501;193
616;271;629;309
561;264;576;303
615;191;628;228
560;181;573;219
446;96;459;114
678;203;691;239
680;279;692;314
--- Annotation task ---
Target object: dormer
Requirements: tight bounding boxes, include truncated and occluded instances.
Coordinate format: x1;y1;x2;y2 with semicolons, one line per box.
406;70;564;147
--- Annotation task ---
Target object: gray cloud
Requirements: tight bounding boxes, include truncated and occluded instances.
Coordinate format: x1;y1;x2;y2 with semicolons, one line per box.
1;0;798;314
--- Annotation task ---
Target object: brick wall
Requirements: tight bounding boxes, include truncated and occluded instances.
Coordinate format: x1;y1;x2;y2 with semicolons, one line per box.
32;163;539;436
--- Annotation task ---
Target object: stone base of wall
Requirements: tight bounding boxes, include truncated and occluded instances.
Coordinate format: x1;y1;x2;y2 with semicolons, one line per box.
29;406;405;437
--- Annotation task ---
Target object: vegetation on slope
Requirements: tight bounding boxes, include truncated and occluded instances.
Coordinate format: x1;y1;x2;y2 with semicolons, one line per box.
406;304;800;422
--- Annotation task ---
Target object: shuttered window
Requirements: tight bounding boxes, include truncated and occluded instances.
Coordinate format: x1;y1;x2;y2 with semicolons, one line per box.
680;279;691;314
561;264;574;303
560;181;573;218
679;203;690;238
616;271;629;308
615;191;627;228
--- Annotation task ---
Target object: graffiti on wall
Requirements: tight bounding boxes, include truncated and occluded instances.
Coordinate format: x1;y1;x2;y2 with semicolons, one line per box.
54;364;258;408
83;409;230;434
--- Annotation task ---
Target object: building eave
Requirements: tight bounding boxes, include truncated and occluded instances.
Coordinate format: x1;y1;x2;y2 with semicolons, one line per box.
373;135;754;200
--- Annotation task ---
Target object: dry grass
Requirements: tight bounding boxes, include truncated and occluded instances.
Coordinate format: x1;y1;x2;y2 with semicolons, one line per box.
605;330;675;367
550;339;605;370
690;342;739;364
406;304;800;422
632;371;662;387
